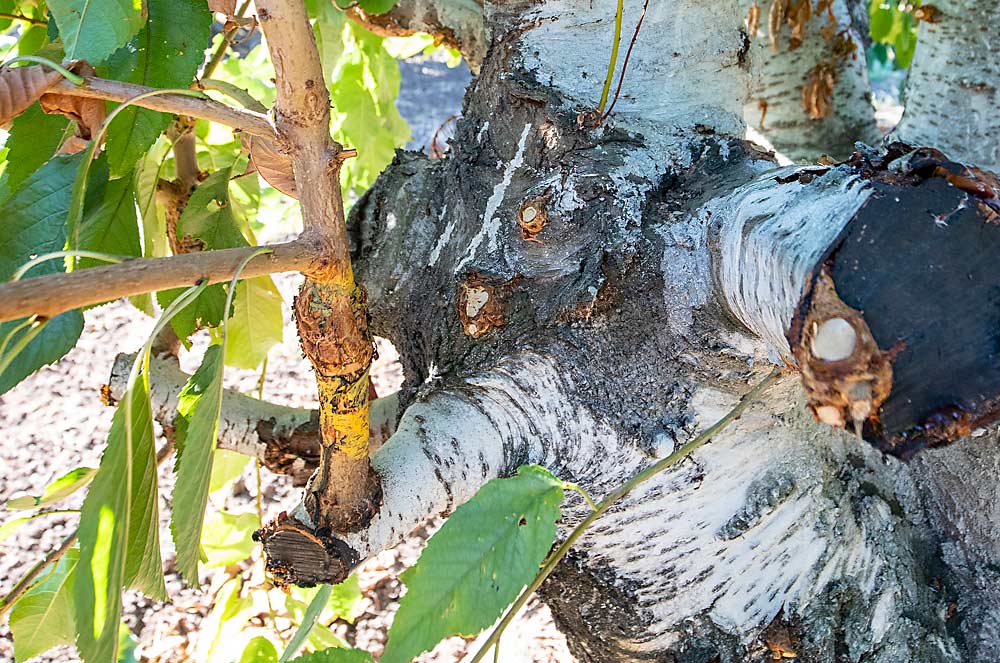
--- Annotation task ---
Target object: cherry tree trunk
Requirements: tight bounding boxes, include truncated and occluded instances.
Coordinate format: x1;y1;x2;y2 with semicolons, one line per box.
248;1;1000;660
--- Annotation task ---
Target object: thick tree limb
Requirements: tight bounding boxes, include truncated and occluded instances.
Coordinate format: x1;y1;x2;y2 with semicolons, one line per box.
0;241;318;323
107;354;399;485
51;76;275;138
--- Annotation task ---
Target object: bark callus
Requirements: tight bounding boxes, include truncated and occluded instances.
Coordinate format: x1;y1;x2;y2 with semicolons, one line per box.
254;513;359;588
812;144;1000;457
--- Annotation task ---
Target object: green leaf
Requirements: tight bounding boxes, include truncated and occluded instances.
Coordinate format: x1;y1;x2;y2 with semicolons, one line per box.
241;637;279;663
1;103;72;199
208;448;251;495
330;23;410;199
225;277;283;369
75;379;166;663
199;509;258;568
289;648;374;663
5;466;97;510
117;622;140;663
9;547;78;662
102;0;212;175
78;174;141;269
280;584;333;663
196;576;255;663
0;515;30;541
0;152;83;281
134;139;172;258
0;311;84;395
47;0;146;64
171;343;225;584
381;465;564;663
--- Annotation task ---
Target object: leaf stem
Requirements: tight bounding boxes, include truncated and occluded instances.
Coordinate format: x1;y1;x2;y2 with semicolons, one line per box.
562;482;598;512
596;0;625;115
1;55;84;85
202;0;254;80
10;251;128;281
467;368;784;663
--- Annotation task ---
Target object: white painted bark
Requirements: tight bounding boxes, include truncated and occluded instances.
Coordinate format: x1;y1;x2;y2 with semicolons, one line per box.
743;0;880;162
713;165;872;356
893;0;1000;171
108;354;398;481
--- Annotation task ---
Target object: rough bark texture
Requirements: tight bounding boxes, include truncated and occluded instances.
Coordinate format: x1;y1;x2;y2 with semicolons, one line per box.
743;0;879;162
893;0;1000;171
253;0;1000;660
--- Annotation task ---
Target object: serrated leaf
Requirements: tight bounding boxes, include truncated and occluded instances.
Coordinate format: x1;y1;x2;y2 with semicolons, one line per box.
171;343;225;584
199;509;258;568
48;0;145;64
0;311;84;395
225;277;282;369
0;151;83;280
9;547;78;662
381;465;564;663
78;174;141;268
102;0;211;175
5;466;97;510
157;284;228;342
75;379;165;663
289;648;374;663
240;636;279;663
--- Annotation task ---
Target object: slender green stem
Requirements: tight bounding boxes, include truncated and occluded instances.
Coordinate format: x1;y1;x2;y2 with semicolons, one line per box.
1;55;84;85
563;482;598;512
596;0;625;114
11;251;128;282
198;78;267;113
0;11;47;26
468;368;784;663
0;318;47;376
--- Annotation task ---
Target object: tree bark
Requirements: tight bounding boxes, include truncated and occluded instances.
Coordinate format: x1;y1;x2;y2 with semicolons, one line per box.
743;0;880;162
893;0;1000;172
248;0;1000;660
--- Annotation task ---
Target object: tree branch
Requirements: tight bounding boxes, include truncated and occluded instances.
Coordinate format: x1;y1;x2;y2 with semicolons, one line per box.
106;354;400;485
0;241;318;323
50;76;275;138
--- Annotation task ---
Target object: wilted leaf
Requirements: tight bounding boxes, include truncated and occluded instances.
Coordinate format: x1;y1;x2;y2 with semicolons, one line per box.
172;343;225;584
0;65;64;126
381;465;564;663
9;548;78;662
208;0;237;16
5;466;97;510
0;515;30;541
244;134;296;198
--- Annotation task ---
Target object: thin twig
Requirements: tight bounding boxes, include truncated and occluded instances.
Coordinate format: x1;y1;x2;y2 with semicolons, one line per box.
0;11;46;25
602;0;650;121
50;76;275;137
203;0;254;80
468;368;784;663
0;241;318;324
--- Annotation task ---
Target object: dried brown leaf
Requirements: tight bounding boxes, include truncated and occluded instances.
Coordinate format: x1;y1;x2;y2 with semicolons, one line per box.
803;60;837;120
207;0;236;17
38;63;106;154
0;65;64;126
243;134;297;198
788;0;812;50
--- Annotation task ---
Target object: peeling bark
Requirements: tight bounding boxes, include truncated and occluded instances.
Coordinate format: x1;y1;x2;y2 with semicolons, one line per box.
743;0;879;162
